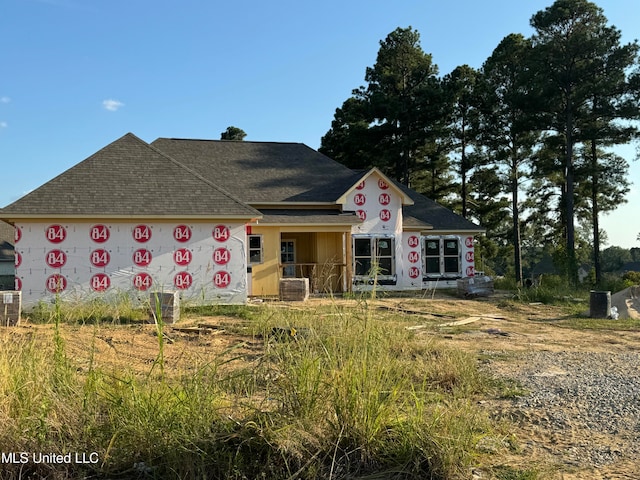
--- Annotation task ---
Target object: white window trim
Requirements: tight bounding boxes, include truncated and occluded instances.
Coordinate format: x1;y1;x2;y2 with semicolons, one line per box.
352;234;396;281
281;239;296;277
247;234;264;265
422;235;462;279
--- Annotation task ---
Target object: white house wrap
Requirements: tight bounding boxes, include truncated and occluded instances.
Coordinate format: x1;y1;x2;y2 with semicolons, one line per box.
14;221;247;306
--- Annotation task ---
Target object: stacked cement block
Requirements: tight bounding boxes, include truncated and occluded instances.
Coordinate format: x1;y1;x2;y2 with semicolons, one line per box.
1;291;21;326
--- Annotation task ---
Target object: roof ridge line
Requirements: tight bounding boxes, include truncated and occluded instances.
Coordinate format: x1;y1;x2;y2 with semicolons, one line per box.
155;137;304;146
140;136;261;217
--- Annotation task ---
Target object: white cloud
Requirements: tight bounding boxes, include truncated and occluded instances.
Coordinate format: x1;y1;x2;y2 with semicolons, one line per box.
0;97;10;104
102;99;124;111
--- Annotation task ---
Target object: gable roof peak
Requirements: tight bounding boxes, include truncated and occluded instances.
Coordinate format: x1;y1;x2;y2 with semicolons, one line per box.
336;167;414;206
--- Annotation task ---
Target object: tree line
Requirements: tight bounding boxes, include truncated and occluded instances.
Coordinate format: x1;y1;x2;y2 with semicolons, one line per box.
319;0;640;287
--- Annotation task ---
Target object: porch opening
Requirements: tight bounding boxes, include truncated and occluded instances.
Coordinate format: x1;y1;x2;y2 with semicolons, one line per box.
279;232;347;294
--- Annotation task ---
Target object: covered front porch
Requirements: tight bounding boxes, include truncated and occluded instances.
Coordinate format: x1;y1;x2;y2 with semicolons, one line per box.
247;210;358;298
279;231;349;294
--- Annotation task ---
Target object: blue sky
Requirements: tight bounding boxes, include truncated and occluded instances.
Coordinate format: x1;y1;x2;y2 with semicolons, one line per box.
1;0;639;248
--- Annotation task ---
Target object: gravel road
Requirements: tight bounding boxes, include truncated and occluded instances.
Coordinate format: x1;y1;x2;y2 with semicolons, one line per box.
490;350;640;475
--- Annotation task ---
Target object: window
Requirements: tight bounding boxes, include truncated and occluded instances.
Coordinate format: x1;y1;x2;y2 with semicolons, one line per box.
353;236;395;278
422;236;461;278
443;238;460;274
281;240;296;277
424;238;440;275
247;235;263;264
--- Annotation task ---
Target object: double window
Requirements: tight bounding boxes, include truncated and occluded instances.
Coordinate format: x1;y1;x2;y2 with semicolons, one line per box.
423;236;461;278
353;236;395;278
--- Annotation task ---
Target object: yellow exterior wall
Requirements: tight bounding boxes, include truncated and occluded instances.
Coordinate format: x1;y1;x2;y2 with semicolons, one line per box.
249;226;280;296
249;226;350;296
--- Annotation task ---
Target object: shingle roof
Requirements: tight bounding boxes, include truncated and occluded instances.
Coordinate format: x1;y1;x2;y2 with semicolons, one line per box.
396;182;484;233
151;138;482;232
0;133;260;219
1;133;483;234
151;138;363;203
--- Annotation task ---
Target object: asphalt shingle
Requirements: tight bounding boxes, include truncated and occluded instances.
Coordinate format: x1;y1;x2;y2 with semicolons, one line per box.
1;133;260;219
151;138;363;203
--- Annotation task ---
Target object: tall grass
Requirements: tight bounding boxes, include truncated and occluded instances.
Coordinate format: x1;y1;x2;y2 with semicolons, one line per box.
29;291;146;324
0;296;494;479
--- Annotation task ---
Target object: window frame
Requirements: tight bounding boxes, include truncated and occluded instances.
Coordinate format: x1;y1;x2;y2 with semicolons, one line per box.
352;235;396;282
247;234;264;265
280;239;296;277
422;235;462;279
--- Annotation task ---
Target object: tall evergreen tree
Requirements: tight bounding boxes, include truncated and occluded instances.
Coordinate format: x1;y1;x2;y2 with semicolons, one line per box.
574;147;630;283
443;65;481;218
529;0;639;285
577;39;639;285
320;27;444;186
479;33;539;285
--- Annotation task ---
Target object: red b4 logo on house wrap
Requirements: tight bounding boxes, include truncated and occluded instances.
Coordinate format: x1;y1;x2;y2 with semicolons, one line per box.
465;251;474;262
46;250;67;268
356;210;367;221
133;248;152;267
213;271;231;288
174;225;192;242
213;247;231;265
378;179;389;190
46;225;66;244
90;249;110;267
15;252;22;268
408;236;419;248
379;209;391;222
213;225;230;242
90;224;110;243
174;248;192;266
14;227;21;243
466;266;475;277
356;181;365;190
133;225;152;243
408;266;420;279
46;274;67;293
465;237;474;248
408;251;420;263
91;274;110;292
379;193;391;205
174;271;193;290
354;193;366;206
133;272;152;291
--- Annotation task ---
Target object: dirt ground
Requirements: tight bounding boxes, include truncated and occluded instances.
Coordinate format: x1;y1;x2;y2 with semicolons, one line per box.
7;294;640;479
427;298;640;480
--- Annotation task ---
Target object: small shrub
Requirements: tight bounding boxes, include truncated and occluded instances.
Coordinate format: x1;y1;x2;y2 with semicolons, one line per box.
622;270;640;287
494;276;519;290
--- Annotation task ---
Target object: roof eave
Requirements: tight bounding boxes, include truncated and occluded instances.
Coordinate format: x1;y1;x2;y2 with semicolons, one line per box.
0;214;262;222
249;202;338;208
